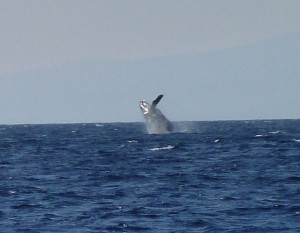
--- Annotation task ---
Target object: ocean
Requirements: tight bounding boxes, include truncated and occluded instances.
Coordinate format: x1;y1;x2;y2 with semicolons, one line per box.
0;120;299;232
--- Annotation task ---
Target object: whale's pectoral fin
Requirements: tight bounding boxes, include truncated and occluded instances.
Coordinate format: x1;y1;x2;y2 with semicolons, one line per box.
152;95;164;108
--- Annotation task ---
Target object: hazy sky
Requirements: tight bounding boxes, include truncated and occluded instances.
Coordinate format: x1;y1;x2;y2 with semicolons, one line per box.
1;0;300;76
1;0;300;124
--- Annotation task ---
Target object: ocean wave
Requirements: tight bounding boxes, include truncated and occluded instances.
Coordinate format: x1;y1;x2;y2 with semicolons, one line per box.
127;140;138;143
1;120;299;232
149;145;175;151
270;130;280;134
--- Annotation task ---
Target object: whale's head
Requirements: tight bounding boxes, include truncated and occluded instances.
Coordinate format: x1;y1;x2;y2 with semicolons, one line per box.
140;100;151;115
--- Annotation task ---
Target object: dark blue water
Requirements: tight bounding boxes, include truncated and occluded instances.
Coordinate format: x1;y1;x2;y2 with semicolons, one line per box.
1;120;299;232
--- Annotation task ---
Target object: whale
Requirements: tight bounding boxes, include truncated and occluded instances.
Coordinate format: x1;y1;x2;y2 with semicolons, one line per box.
140;95;173;134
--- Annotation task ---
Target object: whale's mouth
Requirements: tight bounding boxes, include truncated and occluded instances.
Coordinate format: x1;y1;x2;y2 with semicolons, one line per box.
140;100;150;114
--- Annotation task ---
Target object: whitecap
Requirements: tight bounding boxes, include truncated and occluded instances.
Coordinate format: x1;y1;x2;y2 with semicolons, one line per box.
149;145;174;151
127;140;138;143
255;134;264;137
95;124;103;127
270;131;280;134
293;139;300;143
214;139;219;143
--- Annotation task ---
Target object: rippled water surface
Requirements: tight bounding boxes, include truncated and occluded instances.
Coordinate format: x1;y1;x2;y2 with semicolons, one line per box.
0;120;299;232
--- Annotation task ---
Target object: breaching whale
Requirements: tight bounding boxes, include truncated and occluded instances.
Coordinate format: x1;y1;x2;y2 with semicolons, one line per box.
140;95;173;134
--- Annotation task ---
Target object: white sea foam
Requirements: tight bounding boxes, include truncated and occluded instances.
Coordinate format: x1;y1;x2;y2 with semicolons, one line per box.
270;131;280;134
149;145;174;151
293;139;300;143
174;122;199;133
127;140;138;143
